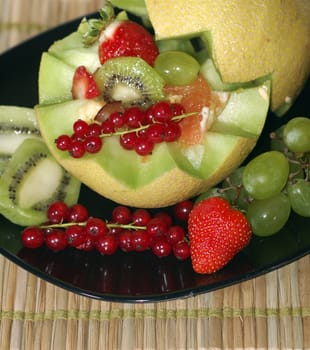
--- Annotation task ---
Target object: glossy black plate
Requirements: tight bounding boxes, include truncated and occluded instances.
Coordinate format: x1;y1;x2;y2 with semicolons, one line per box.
0;16;309;303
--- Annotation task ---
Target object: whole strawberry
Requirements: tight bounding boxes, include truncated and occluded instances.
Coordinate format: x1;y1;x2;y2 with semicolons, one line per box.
188;197;252;274
98;20;159;66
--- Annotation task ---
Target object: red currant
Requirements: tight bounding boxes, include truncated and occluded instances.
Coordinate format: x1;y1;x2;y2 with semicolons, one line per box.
153;211;173;228
65;225;87;247
118;230;134;252
84;135;102;153
132;208;151;226
112;206;132;224
145;123;165;143
68;139;85;158
66;204;89;223
171;103;185;116
73;119;89;137
173;241;190;260
85;123;101;137
101;119;115;134
85;217;108;240
123;106;145;128
109;111;127;128
134;137;154;156
146;217;168;238
174;200;194;222
21;227;45;248
120;132;138;150
152;101;173;123
131;230;150;252
166;225;186;245
47;201;69;224
55;134;71;151
96;234;118;255
164;122;181;142
151;237;172;257
45;229;68;251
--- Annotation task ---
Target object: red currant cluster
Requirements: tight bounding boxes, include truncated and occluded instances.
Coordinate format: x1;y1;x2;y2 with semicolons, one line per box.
55;101;188;158
21;200;194;260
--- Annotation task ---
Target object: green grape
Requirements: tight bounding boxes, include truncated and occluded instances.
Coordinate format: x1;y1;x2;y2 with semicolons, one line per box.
154;50;200;86
283;117;310;153
270;125;286;152
195;187;229;204
287;179;310;217
242;151;289;200
221;167;251;209
246;193;291;236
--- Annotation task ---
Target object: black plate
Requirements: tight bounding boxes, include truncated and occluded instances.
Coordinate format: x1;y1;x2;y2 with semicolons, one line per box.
0;16;309;303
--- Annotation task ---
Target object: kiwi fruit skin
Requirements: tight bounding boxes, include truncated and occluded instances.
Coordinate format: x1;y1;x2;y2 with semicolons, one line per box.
0;106;40;176
0;138;81;226
94;56;165;106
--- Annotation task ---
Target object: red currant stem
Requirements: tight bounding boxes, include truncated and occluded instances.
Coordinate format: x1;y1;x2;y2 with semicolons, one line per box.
99;111;198;139
40;221;146;231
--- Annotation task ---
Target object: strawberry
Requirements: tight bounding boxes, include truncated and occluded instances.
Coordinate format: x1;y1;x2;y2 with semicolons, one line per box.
80;4;158;66
188;197;252;274
98;20;159;66
71;66;100;99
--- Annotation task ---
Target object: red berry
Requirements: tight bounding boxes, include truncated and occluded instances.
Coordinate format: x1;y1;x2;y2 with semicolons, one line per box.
118;230;134;252
55;134;71;151
146;217;168;238
166;225;186;245
96;234;118;255
101;119;116;134
66;204;89;223
145;123;165;143
84;135;103;153
131;230;150;252
173;241;190;260
132;208;151;226
47;201;69;224
65;225;87;247
171;103;185;116
112;205;132;224
68;139;86;158
21;227;45;248
164;122;182;142
153;211;173;228
85;217;108;240
45;229;68;251
174;200;194;222
151;237;172;257
76;237;95;251
123;106;145;128
152;101;173;123
119;132;138;150
109;111;127;128
134;137;154;156
85;123;102;137
73;119;89;137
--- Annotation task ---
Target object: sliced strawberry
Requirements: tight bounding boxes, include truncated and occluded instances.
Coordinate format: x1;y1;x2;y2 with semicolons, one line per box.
71;66;101;100
188;197;252;274
98;20;159;66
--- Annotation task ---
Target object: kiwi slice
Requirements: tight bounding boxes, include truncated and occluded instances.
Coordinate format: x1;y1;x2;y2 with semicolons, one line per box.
0;138;81;226
94;56;165;106
0;105;40;176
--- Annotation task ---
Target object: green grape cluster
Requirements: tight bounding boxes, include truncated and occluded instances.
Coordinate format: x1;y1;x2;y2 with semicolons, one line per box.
196;116;310;237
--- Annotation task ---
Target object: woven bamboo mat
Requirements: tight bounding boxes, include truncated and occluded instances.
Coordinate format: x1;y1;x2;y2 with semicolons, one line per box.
0;0;310;349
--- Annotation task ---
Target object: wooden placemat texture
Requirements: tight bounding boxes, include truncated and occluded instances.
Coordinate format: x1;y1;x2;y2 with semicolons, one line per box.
0;1;310;349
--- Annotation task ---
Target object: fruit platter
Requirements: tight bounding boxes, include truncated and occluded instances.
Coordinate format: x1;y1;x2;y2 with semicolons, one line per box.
0;0;309;302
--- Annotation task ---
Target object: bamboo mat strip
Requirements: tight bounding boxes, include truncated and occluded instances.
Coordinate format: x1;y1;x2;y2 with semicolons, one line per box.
1;0;310;348
1;255;310;349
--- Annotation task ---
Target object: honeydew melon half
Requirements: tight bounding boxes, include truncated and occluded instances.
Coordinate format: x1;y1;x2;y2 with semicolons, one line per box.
35;80;269;208
144;0;310;115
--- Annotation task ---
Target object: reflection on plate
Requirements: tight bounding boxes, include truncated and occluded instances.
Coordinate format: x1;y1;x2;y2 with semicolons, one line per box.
0;16;309;302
